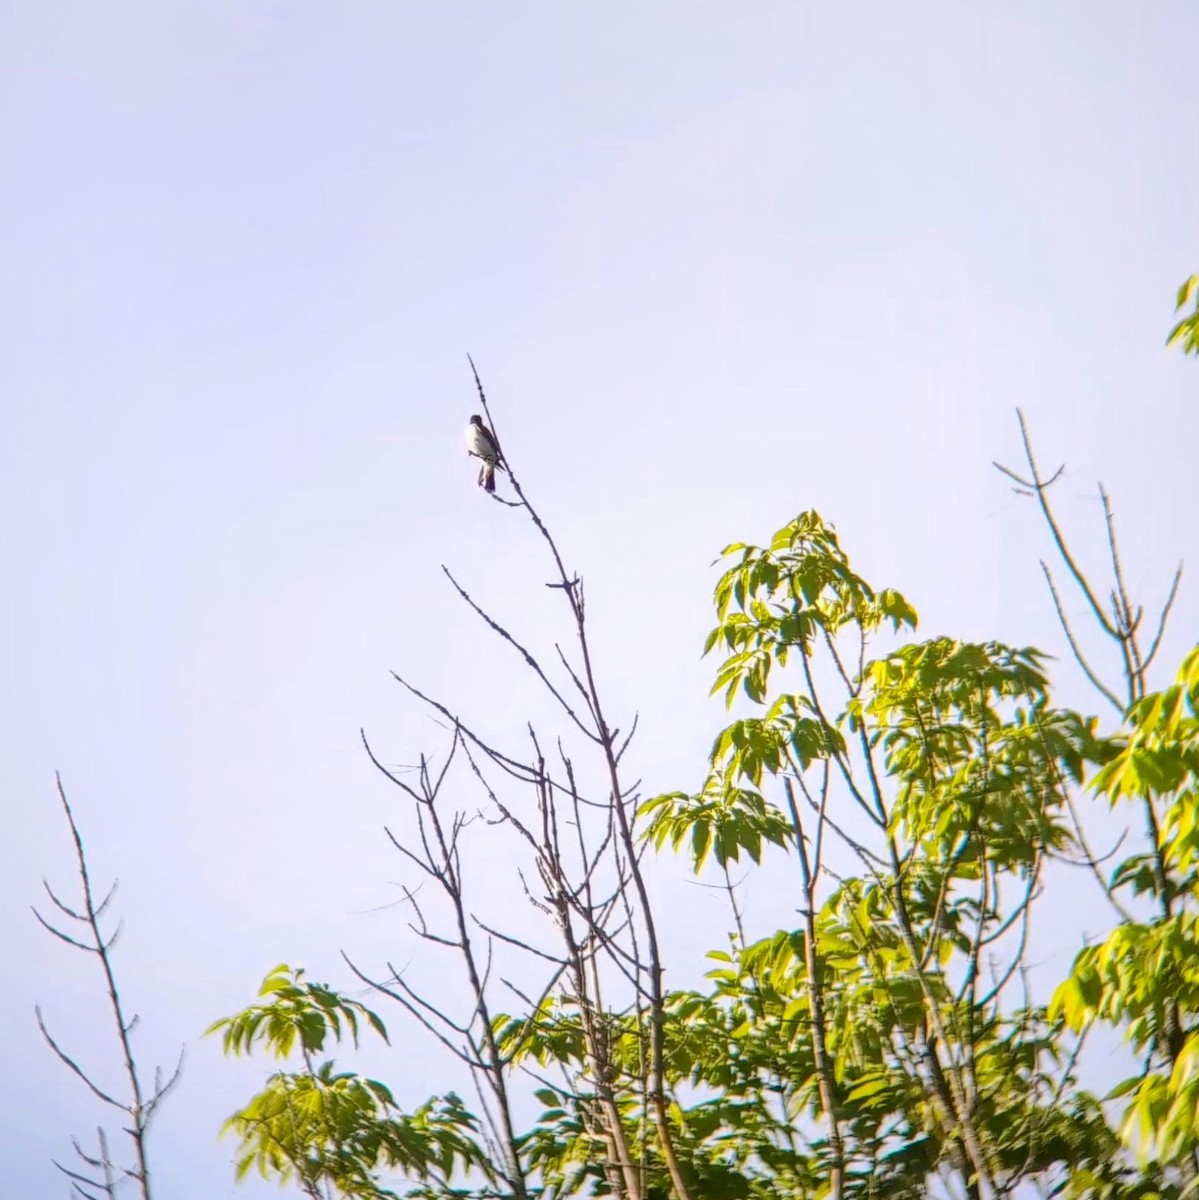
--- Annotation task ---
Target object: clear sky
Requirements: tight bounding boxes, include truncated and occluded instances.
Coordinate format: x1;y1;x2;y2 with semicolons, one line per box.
2;2;1197;1196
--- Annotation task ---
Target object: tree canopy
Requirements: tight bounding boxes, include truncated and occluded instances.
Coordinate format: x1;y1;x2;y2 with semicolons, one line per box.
207;390;1199;1200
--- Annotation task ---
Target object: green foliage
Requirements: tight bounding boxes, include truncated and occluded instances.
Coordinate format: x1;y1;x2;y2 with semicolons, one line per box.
209;963;389;1059
1052;647;1199;1172
1167;276;1199;356
211;966;490;1199
865;638;1102;870
222;1070;486;1199
640;772;793;871
705;511;917;709
492;994;589;1070
216;501;1199;1200
639;511;1191;1198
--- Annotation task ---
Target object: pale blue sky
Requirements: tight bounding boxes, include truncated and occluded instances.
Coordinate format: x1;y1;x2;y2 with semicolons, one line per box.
3;2;1197;1196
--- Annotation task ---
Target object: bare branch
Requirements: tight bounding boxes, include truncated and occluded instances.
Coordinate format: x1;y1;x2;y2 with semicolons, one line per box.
42;878;87;922
556;643;600;721
1039;562;1124;714
30;906;96;952
444;566;600;741
35;778;182;1200
144;1048;186;1122
1145;563;1184;671
999;411;1118;638
52;1156;112;1200
615;713;640;765
36;1009;126;1110
472;916;569;966
343;952;472;1060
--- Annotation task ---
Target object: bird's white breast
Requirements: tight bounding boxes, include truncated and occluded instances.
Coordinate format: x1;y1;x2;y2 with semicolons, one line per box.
466;424;498;463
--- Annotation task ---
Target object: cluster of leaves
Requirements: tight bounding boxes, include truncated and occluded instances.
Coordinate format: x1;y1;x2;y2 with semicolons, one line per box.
209;966;491;1199
1168;276;1199;356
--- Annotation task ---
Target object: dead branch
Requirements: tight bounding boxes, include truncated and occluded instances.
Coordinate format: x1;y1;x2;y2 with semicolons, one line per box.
33;777;183;1200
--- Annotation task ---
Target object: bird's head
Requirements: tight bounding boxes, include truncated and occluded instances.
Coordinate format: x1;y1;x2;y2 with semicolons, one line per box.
469;414;485;427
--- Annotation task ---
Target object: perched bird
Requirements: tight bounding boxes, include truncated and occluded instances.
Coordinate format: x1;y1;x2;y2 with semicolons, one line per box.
464;414;503;493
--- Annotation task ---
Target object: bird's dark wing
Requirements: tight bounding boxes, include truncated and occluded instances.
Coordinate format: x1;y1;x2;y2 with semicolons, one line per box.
478;424;502;461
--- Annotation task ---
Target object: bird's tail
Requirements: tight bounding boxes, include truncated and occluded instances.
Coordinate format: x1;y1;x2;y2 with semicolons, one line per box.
479;462;496;493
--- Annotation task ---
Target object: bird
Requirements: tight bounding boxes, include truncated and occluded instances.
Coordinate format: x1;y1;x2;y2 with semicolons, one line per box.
464;414;503;493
